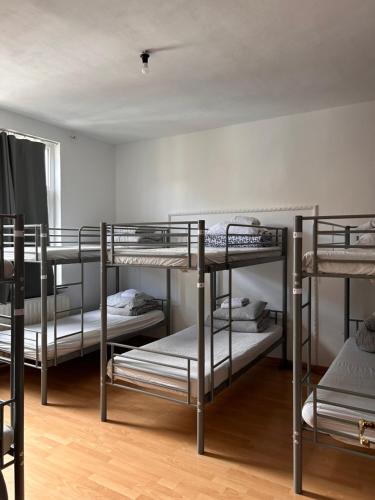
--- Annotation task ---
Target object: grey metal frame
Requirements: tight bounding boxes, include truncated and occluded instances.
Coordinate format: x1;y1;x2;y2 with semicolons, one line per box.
293;214;375;494
1;224;166;405
0;214;25;500
100;220;288;454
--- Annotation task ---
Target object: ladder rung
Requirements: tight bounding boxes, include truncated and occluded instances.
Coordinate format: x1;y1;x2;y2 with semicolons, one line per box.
213;355;230;369
216;293;230;300
56;281;82;288
0;314;11;320
56;307;82;315
212;323;231;335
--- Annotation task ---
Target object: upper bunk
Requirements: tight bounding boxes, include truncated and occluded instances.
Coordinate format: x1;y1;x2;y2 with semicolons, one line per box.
296;214;375;279
3;224;101;265
102;220;288;272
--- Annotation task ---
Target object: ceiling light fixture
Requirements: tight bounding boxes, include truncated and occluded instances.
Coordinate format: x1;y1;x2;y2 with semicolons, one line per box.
140;51;150;75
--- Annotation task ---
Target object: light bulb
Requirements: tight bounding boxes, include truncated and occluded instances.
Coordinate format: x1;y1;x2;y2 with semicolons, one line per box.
140;51;150;75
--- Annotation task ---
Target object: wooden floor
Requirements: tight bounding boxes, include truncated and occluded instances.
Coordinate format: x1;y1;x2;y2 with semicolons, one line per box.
1;355;374;499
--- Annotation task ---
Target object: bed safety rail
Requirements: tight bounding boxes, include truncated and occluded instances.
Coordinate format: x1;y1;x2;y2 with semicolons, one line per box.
2;224;101;261
299;214;375;278
302;384;375;450
103;221;286;270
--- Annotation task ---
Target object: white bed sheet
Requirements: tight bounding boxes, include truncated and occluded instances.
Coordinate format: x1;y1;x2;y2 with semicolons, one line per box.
4;244;101;262
110;245;281;268
0;309;164;361
109;320;282;398
303;338;375;447
303;249;375;276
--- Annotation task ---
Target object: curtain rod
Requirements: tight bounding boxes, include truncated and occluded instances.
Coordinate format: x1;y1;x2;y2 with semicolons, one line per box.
0;128;60;145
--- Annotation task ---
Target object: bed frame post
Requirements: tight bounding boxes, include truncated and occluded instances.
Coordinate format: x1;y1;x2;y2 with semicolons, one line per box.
293;216;303;494
100;222;108;422
344;278;350;341
40;223;48;405
282;227;288;366
166;269;171;336
14;214;25;500
197;219;205;454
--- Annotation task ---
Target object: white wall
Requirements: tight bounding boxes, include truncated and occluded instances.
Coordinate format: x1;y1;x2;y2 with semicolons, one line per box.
115;100;375;366
0;107;116;308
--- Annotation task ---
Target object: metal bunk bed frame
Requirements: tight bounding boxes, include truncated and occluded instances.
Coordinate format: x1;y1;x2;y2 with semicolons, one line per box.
293;213;375;495
100;220;288;454
0;214;25;500
0;224;166;405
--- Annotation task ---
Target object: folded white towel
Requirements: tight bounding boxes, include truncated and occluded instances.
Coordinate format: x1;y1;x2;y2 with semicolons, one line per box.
221;297;249;309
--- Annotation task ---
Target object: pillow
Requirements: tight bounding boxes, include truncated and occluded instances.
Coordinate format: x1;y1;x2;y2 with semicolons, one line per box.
232;215;260;226
365;313;375;332
356;322;375;353
207;220;259;236
213;301;267;321
355;219;375;246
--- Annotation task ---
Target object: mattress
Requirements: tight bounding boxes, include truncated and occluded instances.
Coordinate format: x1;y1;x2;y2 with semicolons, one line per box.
1;260;13;279
303;338;375;447
0;309;164;362
110;245;282;268
4;244;101;262
303;249;375;276
2;425;13;455
109;320;282;398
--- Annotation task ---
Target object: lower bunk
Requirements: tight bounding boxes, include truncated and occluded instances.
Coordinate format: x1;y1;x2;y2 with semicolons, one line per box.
302;337;375;449
107;318;282;403
0;309;165;364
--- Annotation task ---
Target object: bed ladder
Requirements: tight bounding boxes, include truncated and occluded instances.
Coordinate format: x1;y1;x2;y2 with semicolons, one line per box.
53;262;85;365
209;269;233;401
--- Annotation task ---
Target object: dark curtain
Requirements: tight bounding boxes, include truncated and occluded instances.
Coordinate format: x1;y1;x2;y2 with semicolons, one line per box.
0;132;53;299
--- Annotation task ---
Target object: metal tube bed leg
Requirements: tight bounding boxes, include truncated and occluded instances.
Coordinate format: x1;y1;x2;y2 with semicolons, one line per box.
40;224;48;405
293;216;303;494
14;214;25;500
344;278;350;341
100;223;108;422
197;220;205;455
282;228;288;366
166;269;171;336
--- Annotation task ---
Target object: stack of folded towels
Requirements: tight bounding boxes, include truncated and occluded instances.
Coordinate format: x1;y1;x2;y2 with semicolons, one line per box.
356;313;375;352
205;297;269;333
107;289;161;316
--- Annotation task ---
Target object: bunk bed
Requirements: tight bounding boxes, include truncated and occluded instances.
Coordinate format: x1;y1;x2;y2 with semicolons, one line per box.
0;214;25;500
293;214;375;495
2;224;166;405
100;220;288;454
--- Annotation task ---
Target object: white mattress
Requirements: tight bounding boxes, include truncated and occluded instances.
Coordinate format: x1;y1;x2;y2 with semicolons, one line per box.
0;309;164;361
110;245;281;268
303;249;375;276
303;338;375;447
109;320;282;398
4;244;101;262
1;260;13;279
2;425;13;455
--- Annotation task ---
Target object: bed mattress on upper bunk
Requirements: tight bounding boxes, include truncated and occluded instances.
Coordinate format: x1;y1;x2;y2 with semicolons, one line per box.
0;309;164;361
303;338;375;447
108;320;282;398
110;245;282;268
303;249;375;276
4;244;101;262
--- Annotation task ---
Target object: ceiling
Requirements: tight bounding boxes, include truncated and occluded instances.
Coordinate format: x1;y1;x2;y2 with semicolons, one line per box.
1;0;375;144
